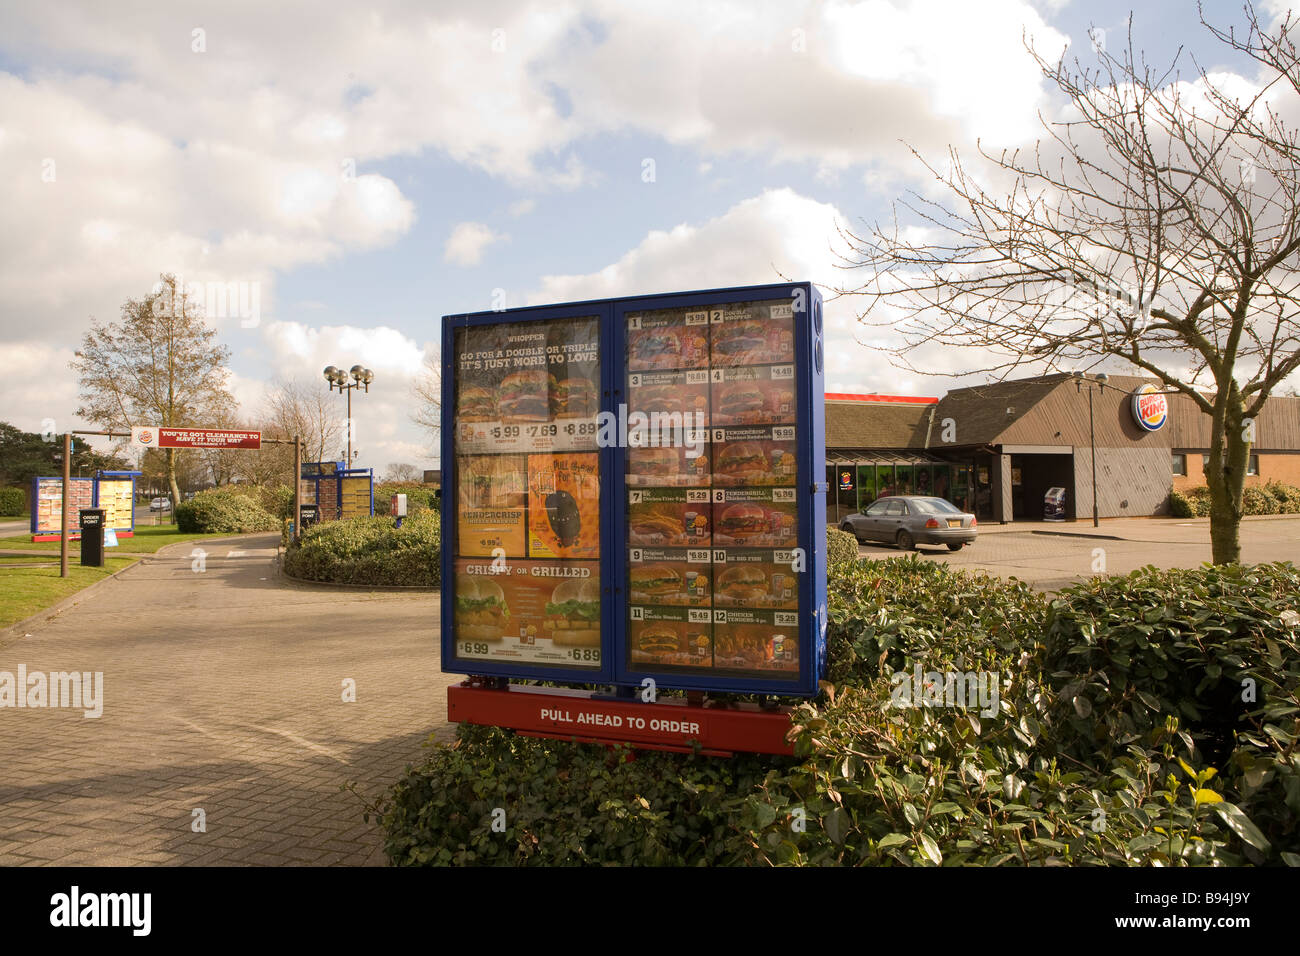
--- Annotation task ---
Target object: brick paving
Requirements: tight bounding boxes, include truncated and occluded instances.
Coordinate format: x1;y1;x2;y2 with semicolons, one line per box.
0;534;456;866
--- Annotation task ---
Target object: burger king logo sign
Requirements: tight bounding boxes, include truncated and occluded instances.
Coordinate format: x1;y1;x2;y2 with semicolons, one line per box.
130;426;158;448
1131;384;1168;432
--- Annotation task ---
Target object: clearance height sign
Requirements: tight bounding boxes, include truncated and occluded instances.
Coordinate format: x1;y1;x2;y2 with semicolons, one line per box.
441;283;829;697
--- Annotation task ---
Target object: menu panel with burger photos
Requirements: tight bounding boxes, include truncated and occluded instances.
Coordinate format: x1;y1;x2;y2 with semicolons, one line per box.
452;316;604;669
625;298;801;677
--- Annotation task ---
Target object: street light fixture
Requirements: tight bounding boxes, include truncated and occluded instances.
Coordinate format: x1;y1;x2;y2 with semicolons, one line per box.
1074;372;1109;528
324;363;374;466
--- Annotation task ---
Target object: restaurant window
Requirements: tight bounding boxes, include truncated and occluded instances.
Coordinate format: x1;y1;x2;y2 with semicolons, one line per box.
1171;453;1186;476
1247;455;1259;476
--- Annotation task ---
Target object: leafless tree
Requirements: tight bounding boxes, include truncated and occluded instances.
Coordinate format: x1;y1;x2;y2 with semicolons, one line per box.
383;462;422;483
837;4;1300;562
411;350;441;454
72;273;236;506
263;377;342;465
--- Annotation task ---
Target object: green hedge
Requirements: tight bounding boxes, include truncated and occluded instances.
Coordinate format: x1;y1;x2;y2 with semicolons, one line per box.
0;487;24;516
175;487;279;533
825;526;859;569
1172;482;1300;518
378;558;1299;866
282;509;440;587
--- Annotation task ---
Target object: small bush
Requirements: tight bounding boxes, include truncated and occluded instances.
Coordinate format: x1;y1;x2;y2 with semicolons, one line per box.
1267;482;1300;514
282;509;440;586
174;487;279;533
825;526;860;569
258;484;295;520
0;486;25;516
1242;485;1280;515
1168;490;1194;518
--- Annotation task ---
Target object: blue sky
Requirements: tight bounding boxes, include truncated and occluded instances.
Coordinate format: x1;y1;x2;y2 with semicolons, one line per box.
0;0;1281;470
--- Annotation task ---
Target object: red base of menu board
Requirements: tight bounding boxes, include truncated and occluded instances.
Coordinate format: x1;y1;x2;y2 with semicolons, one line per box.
447;681;795;756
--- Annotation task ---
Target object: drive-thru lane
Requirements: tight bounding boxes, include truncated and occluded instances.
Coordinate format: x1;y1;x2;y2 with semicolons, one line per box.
0;534;452;866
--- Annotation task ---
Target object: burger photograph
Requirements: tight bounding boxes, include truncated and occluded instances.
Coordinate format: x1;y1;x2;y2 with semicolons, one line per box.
543;576;601;647
626;445;709;486
628;619;709;668
498;367;550;422
454;572;510;642
549;374;597;419
711;498;797;548
628;560;709;606
710;377;795;425
712;561;795;609
457;383;498;422
710;315;793;367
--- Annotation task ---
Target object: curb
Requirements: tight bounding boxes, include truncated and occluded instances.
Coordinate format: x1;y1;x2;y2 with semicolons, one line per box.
0;533;274;645
1029;530;1125;541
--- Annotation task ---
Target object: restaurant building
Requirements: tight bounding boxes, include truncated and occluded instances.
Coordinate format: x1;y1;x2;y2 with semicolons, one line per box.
825;373;1300;524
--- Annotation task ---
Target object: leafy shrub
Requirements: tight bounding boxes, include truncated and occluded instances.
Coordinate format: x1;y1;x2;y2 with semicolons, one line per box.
1176;482;1300;518
1168;490;1194;519
374;482;438;516
378;558;1295;865
825;526;859;569
1267;482;1300;514
174;487;279;533
1242;485;1280;516
258;484;295;520
0;486;25;516
282;509;440;586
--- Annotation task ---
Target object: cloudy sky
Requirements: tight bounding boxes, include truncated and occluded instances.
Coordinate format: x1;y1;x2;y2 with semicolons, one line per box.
0;0;1281;470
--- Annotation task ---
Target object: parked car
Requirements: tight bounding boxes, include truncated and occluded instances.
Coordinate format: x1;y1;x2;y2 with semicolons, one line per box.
839;496;977;551
149;496;172;511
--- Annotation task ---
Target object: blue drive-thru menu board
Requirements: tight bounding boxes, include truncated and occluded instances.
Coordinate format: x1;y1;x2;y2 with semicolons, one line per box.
440;282;828;696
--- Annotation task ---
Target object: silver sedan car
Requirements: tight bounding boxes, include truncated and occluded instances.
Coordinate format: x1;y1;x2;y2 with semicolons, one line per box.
839;496;977;551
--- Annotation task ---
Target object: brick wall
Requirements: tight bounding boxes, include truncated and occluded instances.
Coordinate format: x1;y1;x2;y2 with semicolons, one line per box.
1172;450;1300;491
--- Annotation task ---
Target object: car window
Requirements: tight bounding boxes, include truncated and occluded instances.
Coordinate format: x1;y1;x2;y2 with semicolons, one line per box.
911;497;962;514
865;500;888;516
885;500;906;516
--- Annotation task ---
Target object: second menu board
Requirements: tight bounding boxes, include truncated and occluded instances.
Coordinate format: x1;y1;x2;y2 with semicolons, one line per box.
451;314;604;671
624;297;800;679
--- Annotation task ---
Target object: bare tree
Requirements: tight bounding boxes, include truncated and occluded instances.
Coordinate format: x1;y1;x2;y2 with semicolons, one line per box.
411;350;441;454
264;377;341;465
72;273;236;506
383;462;422;483
838;4;1300;563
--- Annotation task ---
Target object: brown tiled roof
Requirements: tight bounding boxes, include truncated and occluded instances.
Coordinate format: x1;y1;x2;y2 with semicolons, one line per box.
930;375;1076;446
825;400;934;449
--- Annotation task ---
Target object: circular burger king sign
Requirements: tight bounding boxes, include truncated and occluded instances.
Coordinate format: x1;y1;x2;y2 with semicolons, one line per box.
1131;384;1168;432
137;428;154;444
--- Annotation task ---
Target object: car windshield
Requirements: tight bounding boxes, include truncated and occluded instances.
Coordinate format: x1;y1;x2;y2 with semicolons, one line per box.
910;497;962;514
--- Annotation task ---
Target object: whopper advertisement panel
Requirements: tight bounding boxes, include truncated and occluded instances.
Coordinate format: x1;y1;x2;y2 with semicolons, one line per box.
441;283;827;696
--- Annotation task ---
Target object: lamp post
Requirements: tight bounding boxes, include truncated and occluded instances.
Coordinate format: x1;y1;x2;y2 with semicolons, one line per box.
1073;371;1110;527
323;364;374;467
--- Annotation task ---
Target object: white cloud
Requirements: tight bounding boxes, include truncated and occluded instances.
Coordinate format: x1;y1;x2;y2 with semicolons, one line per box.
443;221;508;266
508;198;536;216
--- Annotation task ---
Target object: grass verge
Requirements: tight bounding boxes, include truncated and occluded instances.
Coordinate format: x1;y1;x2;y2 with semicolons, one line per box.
0;525;231;555
0;556;140;629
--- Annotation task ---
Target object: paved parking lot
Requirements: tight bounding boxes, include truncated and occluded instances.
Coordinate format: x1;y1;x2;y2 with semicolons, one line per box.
0;534;452;866
848;515;1300;590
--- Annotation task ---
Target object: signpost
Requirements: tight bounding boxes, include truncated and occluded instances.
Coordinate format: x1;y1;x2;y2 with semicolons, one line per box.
441;282;828;754
131;427;262;449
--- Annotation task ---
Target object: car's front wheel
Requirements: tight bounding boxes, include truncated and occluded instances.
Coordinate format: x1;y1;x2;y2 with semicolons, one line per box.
839;522;860;543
